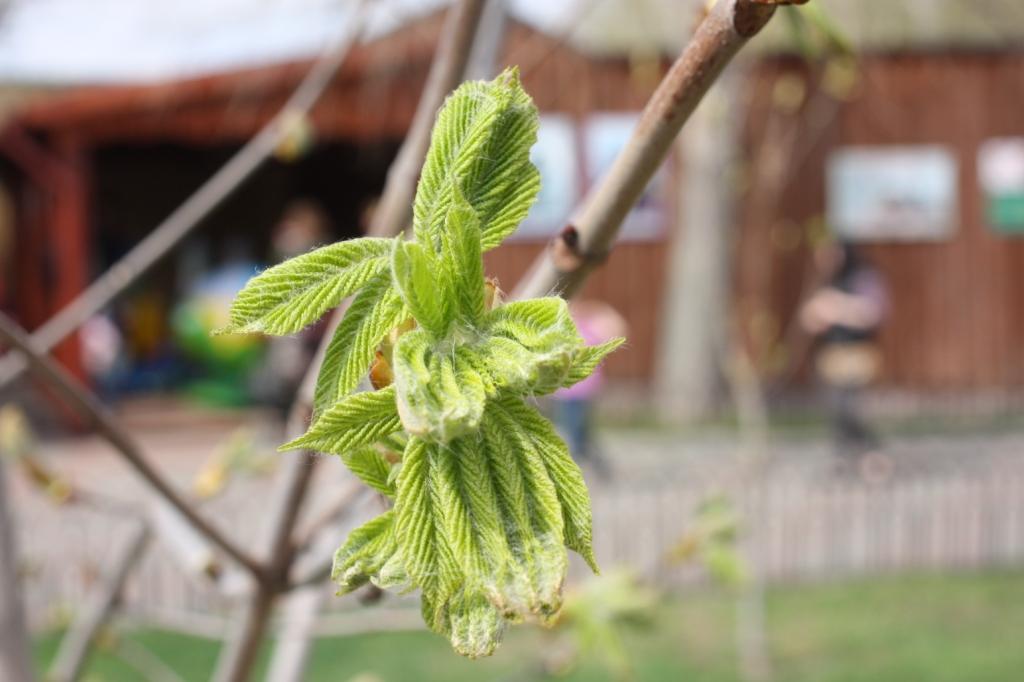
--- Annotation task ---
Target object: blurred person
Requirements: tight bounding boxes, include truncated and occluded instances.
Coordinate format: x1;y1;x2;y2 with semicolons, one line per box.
552;299;627;477
800;242;889;478
80;313;125;398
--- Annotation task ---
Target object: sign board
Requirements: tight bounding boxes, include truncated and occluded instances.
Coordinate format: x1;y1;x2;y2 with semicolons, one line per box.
827;146;958;242
979;137;1024;234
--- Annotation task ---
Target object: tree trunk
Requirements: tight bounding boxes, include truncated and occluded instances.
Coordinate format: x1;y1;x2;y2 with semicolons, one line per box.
655;72;741;421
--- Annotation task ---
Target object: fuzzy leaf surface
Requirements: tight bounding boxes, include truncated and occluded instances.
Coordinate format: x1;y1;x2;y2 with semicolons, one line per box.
440;188;485;324
490;397;598;571
340;446;395;497
222;238;391;335
312;270;404;418
394;425;570;657
391;330;487;444
332;510;402;594
413;67;540;252
482;298;581;394
392;239;451;337
281;386;401;455
563;337;625;389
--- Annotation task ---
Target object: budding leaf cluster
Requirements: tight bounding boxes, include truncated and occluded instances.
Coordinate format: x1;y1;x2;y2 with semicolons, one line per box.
221;68;623;657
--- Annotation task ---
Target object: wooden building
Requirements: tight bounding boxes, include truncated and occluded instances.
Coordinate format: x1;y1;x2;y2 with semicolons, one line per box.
0;12;674;386
736;53;1024;392
3;2;1024;402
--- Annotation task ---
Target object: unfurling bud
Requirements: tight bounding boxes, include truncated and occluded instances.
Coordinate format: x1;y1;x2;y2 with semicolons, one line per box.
369;350;394;390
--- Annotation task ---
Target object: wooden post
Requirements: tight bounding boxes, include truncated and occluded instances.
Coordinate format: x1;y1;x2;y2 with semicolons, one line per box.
47;137;91;382
13;183;48;330
655;72;742;420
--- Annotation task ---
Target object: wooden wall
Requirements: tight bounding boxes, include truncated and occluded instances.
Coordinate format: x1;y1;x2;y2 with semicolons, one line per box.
10;13;675;386
736;53;1024;390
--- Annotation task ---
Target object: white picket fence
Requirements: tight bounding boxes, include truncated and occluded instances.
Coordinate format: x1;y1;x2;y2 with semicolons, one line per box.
590;468;1024;585
16;464;1024;632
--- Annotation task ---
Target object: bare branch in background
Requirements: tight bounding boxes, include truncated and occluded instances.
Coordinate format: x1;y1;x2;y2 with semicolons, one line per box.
212;2;488;680
0;456;35;682
366;0;488;240
0;312;265;578
514;0;784;300
290;478;367;554
0;0;371;389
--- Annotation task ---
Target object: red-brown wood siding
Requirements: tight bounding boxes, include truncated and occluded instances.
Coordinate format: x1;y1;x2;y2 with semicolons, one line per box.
737;53;1024;390
7;14;675;385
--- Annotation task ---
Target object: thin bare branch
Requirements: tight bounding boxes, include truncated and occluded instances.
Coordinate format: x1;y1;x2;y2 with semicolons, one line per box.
513;0;781;300
289;553;335;591
0;312;265;578
0;0;371;389
291;478;367;554
366;0;488;239
0;457;34;682
212;2;489;679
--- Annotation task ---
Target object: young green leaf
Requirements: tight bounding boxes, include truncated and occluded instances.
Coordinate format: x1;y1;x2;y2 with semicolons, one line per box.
312;270;404;419
481;298;581;394
395;438;463;626
221;238;391;335
332;510;401;594
480;410;567;617
564;337;626;389
413;67;540;252
392;330;487;443
440;188;485;324
340;446;395;497
392;239;451;337
394;438;508;657
220;67;623;660
280;386;401;455
393;411;576;655
491;397;598;572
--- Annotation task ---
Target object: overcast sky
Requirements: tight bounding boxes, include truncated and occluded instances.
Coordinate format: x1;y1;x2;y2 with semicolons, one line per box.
0;0;587;84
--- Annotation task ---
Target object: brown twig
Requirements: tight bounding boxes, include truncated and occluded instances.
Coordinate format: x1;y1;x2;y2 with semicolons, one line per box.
0;312;265;579
211;3;489;680
0;456;34;682
513;0;783;300
366;0;487;239
290;478;367;555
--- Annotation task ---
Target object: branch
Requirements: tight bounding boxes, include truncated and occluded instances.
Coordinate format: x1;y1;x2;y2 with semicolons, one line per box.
513;0;784;300
290;478;367;554
213;2;488;680
0;312;265;578
275;0;489;581
0;457;35;682
0;0;369;389
366;0;487;239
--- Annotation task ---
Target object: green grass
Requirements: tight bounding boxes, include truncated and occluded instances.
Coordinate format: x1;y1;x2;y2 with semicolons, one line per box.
34;570;1024;682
